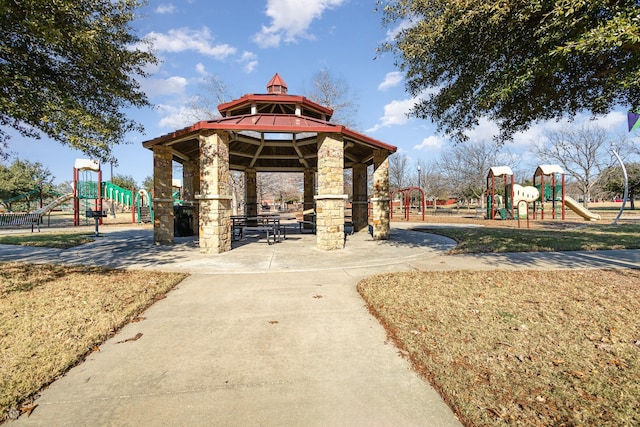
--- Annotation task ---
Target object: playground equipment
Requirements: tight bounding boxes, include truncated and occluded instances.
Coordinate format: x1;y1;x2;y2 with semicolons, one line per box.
486;166;540;221
0;188;41;212
488;164;600;222
486;166;514;219
102;182;154;224
564;196;601;221
0;193;73;232
532;164;600;221
532;164;565;220
390;187;425;221
73;158;155;226
73;159;103;226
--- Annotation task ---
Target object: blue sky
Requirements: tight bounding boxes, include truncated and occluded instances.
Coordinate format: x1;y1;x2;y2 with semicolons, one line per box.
4;0;635;185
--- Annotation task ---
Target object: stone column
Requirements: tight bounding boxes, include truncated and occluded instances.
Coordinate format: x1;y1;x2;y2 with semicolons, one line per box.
244;168;257;218
372;149;390;240
197;131;232;254
152;145;174;245
182;159;199;236
315;133;346;250
352;162;368;232
303;168;315;230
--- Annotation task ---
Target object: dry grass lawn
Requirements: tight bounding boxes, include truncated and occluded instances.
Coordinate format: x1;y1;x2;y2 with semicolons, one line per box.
0;262;186;422
358;269;640;427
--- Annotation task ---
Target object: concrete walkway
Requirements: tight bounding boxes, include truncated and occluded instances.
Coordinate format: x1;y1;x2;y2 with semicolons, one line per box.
2;223;639;426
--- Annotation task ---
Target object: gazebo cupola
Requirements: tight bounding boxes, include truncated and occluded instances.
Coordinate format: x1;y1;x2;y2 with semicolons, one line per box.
266;73;287;94
142;73;395;254
217;74;333;121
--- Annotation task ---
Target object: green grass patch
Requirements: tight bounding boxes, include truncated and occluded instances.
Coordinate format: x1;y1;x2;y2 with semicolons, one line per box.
0;262;187;422
416;224;640;253
0;232;94;249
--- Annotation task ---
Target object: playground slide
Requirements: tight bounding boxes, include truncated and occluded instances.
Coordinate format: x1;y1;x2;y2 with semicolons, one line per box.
34;193;73;215
564;196;601;221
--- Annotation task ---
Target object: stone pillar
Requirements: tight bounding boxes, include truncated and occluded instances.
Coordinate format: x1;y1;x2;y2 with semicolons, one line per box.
197;131;232;254
152;145;173;245
315;133;346;250
245;168;257;218
352;162;368;232
182;159;199;236
303;168;315;229
372;149;390;240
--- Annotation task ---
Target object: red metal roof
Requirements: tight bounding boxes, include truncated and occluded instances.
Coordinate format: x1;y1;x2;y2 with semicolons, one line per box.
142;113;396;153
217;94;333;117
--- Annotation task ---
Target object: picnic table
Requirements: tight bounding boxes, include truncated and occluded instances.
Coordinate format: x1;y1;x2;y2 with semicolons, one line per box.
231;214;285;244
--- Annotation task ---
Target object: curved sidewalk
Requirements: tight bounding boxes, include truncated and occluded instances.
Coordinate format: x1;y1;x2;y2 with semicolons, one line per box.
3;224;639;426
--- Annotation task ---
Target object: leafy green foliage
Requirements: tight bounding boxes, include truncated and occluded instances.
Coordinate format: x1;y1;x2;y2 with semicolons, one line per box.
0;159;54;210
601;162;640;208
111;173;137;190
142;175;154;192
379;0;640;142
0;0;158;161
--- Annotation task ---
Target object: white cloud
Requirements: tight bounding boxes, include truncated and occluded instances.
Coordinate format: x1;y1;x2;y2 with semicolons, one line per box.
413;135;444;151
238;51;258;73
155;4;176;14
195;63;207;76
141;76;188;98
378;71;403;91
156;104;197;129
253;0;345;48
146;27;236;59
464;117;500;142
589;111;627;130
366;98;417;132
465;111;630;149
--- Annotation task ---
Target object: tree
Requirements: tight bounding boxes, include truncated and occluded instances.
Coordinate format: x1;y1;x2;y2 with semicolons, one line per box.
532;124;619;208
185;74;232;122
142;176;154;193
435;140;516;206
0;0;157;162
0;159;54;210
112;174;137;190
304;69;359;129
379;0;640;143
257;173;302;211
389;152;411;191
421;166;449;203
600;163;640;209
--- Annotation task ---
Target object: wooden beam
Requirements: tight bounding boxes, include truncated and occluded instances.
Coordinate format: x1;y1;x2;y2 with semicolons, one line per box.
249;136;265;168
292;135;310;168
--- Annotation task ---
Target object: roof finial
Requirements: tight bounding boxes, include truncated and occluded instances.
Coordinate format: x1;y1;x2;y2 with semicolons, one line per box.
266;73;287;94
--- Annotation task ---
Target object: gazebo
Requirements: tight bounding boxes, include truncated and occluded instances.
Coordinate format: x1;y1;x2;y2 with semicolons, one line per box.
142;74;396;253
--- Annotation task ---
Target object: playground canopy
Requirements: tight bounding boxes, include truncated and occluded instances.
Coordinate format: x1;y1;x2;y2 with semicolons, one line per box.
487;166;513;178
74;159;99;172
534;164;564;176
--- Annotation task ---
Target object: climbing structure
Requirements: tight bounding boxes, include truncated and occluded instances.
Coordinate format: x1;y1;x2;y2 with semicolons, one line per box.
73;159;103;226
532;165;565;220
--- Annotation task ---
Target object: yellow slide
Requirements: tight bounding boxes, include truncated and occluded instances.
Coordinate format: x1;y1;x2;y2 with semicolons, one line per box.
564;196;601;221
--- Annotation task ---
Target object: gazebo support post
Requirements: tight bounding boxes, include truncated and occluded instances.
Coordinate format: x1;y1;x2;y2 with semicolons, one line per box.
371;149;390;240
352;162;368;232
182;158;200;236
315;133;346;250
245;168;258;221
197;131;232;254
152;144;174;245
303;168;315;230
